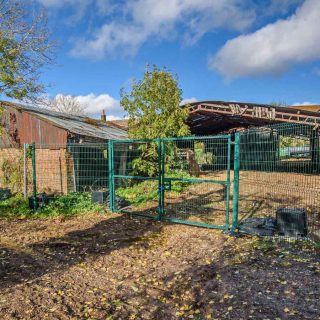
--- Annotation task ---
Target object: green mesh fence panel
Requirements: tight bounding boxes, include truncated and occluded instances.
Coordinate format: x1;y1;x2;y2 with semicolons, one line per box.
237;123;320;242
110;139;161;218
162;136;231;229
67;144;109;192
110;136;232;229
32;143;109;195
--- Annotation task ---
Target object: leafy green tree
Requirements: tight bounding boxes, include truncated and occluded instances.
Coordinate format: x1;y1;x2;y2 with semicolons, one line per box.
120;65;190;176
0;1;54;101
121;65;190;139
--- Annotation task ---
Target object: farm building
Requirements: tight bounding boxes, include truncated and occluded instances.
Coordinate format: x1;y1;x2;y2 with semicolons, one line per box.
108;100;320;172
183;100;320;134
183;101;320;172
107;99;320;134
0;101;127;195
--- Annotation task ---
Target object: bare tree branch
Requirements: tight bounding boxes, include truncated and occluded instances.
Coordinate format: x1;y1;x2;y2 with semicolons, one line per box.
0;0;55;101
45;95;88;116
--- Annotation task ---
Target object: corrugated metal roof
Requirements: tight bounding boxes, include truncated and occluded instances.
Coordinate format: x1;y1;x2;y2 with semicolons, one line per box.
290;105;320;113
106;119;129;131
0;101;128;140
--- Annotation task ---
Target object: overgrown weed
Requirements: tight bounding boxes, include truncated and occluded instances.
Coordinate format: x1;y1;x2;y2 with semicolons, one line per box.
0;192;105;219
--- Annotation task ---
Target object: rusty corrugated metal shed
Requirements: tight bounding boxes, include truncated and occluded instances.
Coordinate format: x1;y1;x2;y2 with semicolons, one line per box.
0;101;128;144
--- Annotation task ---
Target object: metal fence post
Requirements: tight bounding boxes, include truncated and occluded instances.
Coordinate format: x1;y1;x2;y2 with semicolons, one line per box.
232;133;240;232
225;135;231;231
31;142;37;210
23;143;28;198
108;140;114;212
161;139;165;220
157;138;165;220
157;138;161;220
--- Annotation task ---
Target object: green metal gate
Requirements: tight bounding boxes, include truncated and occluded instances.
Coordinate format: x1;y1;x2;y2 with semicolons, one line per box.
109;135;233;230
108;138;162;219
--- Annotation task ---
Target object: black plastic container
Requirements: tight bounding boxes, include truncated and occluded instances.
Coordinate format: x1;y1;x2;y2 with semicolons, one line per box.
276;208;307;237
0;188;11;201
28;193;50;209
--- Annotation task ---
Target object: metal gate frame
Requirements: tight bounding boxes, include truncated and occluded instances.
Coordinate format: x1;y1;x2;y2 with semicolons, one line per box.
159;135;232;230
108;134;239;230
108;138;162;219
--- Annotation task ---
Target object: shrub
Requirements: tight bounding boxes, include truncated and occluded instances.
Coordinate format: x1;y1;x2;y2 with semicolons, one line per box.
1;157;24;192
0;193;31;218
38;192;104;217
0;192;105;219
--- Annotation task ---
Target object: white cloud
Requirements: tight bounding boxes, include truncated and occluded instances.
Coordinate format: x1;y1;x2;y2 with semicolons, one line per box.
71;0;255;59
180;97;198;105
104;115;124;121
210;0;320;79
291;101;318;106
74;93;125;119
95;0;115;15
37;0;117;19
39;93;125;119
45;93;124;118
71;23;147;59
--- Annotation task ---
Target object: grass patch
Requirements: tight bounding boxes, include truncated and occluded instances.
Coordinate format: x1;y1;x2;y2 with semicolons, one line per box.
117;180;158;206
116;171;192;207
0;192;105;219
0;193;31;218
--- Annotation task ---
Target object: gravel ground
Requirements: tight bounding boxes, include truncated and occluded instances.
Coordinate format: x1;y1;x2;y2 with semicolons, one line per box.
0;213;319;320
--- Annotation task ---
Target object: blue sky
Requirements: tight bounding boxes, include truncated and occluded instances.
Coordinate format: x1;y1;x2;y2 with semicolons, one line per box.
29;0;320;119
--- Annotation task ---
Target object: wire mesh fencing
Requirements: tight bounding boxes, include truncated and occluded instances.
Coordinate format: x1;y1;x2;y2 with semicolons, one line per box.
109;136;232;229
0;142;109;208
237;123;320;243
0;123;319;245
0;145;33;199
109;139;161;218
32;143;109;196
161;136;231;229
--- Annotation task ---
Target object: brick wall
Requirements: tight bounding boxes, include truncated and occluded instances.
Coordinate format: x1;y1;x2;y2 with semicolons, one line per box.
35;148;75;194
0;148;75;195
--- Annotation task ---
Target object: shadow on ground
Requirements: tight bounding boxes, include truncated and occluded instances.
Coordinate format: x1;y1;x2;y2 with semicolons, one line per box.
0;213;319;320
0;214;163;290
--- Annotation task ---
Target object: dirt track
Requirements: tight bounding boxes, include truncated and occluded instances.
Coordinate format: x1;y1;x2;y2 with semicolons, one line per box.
0;213;319;320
